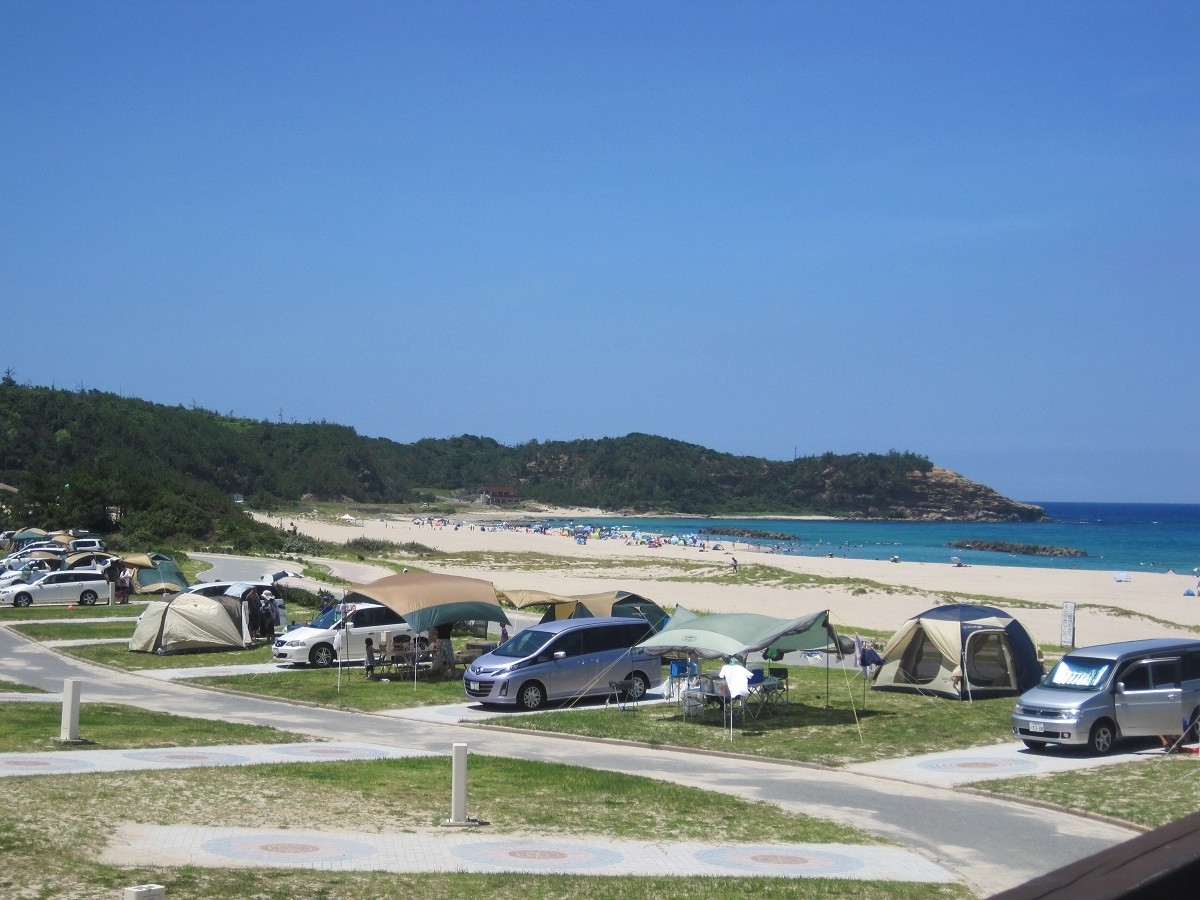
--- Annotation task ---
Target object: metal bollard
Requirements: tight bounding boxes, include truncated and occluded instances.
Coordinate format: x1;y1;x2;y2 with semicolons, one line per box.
108;581;115;606
60;678;82;743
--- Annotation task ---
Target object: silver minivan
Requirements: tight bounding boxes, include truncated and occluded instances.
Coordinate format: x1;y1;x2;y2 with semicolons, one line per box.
1012;638;1200;753
463;617;663;710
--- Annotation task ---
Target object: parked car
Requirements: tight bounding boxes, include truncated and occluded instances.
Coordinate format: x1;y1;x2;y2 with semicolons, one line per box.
272;601;424;667
1011;638;1200;753
68;538;107;553
0;568;51;590
1;570;111;607
182;580;287;625
463;617;663;710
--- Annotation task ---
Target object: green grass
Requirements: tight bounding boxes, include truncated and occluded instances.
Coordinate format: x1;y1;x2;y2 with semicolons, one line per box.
980;754;1200;829
185;667;469;710
60;641;277;669
0;703;309;752
0;602;146;620
481;665;1016;767
0;752;969;900
0;678;45;694
10;620;136;641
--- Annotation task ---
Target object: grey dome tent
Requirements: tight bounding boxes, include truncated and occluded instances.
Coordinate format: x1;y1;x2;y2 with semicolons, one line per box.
872;603;1043;700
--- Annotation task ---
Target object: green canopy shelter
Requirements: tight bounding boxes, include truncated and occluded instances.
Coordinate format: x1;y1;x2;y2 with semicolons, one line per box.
636;607;838;661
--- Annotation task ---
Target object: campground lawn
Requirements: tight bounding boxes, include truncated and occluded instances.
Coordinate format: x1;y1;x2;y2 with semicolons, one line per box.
0;602;146;621
0;703;309;752
479;666;1017;767
978;756;1200;831
185;666;469;709
0;702;970;900
11;620;137;641
60;641;277;669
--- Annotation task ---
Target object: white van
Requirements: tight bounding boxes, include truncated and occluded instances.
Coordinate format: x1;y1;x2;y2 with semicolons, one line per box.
1012;638;1200;753
464;617;664;710
272;601;424;667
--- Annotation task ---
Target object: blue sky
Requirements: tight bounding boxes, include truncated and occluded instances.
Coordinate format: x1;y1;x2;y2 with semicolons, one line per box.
2;3;1196;503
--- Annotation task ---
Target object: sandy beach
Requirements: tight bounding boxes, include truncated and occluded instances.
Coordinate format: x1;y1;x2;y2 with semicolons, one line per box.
259;511;1200;648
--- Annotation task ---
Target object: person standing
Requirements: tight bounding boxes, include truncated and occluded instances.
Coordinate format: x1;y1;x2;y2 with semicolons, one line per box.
731;557;739;574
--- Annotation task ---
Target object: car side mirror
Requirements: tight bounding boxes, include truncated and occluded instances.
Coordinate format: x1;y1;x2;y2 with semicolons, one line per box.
1115;682;1125;694
553;651;566;660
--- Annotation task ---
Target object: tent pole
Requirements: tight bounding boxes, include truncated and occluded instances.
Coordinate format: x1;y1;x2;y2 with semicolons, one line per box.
825;648;830;709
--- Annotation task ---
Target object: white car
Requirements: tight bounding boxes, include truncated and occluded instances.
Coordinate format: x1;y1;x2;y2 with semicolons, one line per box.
272;601;424;667
1;570;111;607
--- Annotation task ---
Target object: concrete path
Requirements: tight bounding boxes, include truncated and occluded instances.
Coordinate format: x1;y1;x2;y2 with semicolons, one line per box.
849;740;1184;788
0;626;1139;895
0;741;431;778
102;823;954;882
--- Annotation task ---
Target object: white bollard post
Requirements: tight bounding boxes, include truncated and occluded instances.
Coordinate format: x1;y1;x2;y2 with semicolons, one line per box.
450;741;468;824
108;581;115;606
60;678;82;743
123;885;165;899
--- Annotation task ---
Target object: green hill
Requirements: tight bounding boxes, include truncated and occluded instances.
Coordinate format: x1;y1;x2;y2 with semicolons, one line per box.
0;378;1043;545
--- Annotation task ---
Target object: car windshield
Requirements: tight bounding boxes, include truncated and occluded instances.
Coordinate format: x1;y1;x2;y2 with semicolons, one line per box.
1042;656;1113;691
309;606;345;629
492;628;554;659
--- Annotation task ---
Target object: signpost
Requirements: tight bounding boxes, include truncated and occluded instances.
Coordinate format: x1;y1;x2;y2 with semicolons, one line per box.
1060;601;1076;649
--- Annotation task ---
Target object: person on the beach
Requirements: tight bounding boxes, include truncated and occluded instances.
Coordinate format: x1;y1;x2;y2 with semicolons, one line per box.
731;557;738;574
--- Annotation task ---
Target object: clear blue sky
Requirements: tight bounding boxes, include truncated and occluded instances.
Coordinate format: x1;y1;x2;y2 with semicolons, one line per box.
2;3;1196;503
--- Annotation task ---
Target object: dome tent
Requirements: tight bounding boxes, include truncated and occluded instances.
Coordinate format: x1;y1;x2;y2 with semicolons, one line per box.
129;593;250;654
872;603;1043;700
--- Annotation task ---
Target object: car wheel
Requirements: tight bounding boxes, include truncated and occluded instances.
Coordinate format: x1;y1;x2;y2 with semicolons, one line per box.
309;643;335;667
1088;719;1116;754
1188;707;1200;741
518;681;546;710
14;593;32;608
1022;739;1047;751
80;590;98;606
623;671;649;701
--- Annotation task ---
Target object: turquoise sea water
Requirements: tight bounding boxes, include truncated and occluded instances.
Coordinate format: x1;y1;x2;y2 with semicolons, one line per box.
547;503;1200;575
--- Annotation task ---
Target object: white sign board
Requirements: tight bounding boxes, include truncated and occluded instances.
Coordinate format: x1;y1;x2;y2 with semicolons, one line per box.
1060;601;1076;648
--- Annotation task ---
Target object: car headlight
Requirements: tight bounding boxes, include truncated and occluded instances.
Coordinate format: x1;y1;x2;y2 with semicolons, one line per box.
282;640;307;648
1013;704;1027;715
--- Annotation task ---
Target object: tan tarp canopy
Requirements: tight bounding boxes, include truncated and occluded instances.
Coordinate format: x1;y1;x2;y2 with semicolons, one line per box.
66;551;117;569
497;588;667;629
129;594;249;654
345;572;510;634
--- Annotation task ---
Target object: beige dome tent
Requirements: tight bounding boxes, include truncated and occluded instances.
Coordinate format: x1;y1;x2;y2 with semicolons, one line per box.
872;604;1043;700
129;593;250;654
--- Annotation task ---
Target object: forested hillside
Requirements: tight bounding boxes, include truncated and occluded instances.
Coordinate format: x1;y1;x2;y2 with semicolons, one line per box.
0;379;1043;544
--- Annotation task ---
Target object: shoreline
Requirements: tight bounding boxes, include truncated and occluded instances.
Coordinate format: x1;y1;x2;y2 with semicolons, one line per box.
258;511;1200;649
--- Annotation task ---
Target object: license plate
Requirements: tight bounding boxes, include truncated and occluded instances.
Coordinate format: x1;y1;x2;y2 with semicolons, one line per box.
467;681;479;691
1029;722;1044;733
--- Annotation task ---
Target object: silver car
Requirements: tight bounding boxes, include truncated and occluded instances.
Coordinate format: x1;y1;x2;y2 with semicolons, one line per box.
464;617;664;710
1012;638;1200;753
1;570;111;607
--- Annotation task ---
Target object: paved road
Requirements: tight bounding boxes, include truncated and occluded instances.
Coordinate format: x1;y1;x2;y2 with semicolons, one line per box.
0;626;1136;895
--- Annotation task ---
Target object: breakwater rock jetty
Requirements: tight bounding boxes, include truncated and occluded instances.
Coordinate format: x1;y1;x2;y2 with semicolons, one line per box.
948;540;1088;558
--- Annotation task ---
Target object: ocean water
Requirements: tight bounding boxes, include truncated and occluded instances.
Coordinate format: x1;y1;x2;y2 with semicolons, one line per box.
547;503;1200;575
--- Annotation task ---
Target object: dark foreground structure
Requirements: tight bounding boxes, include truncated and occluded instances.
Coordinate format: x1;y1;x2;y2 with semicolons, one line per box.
993;809;1200;898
